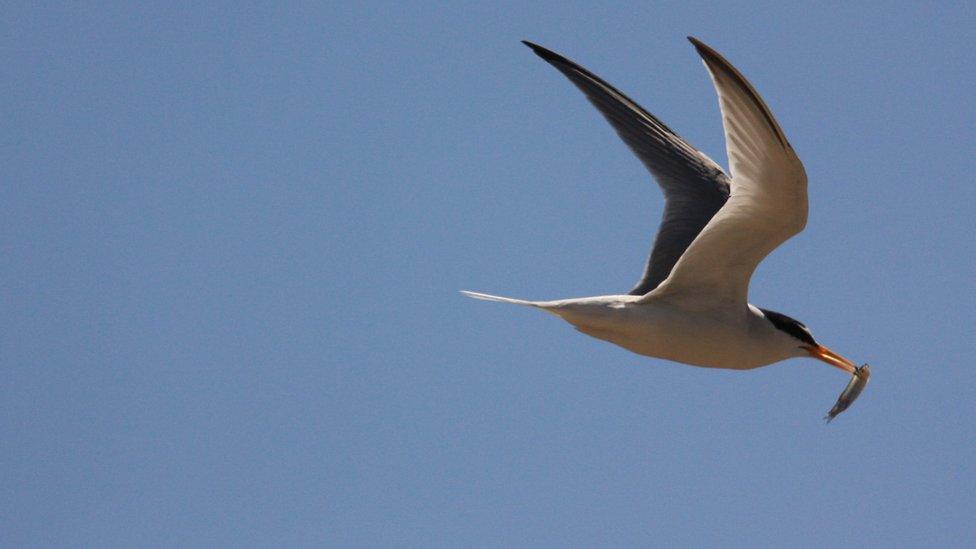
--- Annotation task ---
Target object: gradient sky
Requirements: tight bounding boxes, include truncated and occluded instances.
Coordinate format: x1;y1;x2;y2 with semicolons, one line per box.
3;2;974;546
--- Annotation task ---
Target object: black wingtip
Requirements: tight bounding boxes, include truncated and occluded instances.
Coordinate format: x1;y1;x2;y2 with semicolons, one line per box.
685;36;790;148
686;36;712;57
521;40;561;63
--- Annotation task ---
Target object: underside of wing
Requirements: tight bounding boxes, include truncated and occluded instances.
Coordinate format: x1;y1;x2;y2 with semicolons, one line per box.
522;41;730;295
647;38;808;307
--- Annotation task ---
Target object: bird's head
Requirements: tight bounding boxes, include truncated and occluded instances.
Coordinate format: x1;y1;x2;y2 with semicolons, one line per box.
759;308;857;373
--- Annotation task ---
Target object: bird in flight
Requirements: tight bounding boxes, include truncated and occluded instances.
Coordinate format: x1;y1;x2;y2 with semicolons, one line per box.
462;38;869;419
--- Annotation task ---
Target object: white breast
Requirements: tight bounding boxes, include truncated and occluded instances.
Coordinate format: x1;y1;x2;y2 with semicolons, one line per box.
545;296;796;370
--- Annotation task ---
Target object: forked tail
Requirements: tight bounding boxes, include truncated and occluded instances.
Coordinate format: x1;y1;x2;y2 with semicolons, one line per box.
461;290;602;325
459;290;541;307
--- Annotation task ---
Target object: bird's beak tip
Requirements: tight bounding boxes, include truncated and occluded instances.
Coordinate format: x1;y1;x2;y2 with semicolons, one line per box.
805;344;857;374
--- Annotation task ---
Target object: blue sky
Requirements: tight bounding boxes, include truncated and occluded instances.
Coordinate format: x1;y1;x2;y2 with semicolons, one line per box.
3;2;974;546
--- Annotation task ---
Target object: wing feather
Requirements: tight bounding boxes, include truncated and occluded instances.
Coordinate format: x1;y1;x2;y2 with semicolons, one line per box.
523;41;730;294
646;38;808;307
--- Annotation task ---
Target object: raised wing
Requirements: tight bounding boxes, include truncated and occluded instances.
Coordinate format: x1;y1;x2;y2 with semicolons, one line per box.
647;37;808;307
523;41;730;295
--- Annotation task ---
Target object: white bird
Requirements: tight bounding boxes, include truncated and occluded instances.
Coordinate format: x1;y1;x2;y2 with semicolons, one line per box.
463;37;862;381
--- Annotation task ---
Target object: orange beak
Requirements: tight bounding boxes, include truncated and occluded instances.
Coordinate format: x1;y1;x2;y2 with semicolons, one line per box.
804;345;857;374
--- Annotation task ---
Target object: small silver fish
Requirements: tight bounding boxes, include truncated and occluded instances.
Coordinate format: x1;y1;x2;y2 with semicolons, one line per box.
825;364;870;423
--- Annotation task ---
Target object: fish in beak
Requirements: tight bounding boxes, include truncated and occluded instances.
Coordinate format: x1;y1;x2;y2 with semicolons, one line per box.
825;364;871;422
803;345;870;422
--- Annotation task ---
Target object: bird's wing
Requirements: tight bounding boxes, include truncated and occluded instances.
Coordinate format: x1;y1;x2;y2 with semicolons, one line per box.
523;41;730;295
645;37;808;308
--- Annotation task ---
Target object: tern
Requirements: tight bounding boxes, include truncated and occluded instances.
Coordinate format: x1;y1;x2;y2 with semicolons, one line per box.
462;37;862;379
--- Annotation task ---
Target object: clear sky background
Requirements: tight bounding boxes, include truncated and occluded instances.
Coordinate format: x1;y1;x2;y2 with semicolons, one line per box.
3;2;974;546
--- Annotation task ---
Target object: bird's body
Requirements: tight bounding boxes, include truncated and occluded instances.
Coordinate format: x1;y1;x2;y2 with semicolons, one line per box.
462;291;805;370
463;37;865;411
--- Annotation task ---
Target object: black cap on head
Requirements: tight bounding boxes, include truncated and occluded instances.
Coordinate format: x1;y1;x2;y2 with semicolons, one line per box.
760;308;817;347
